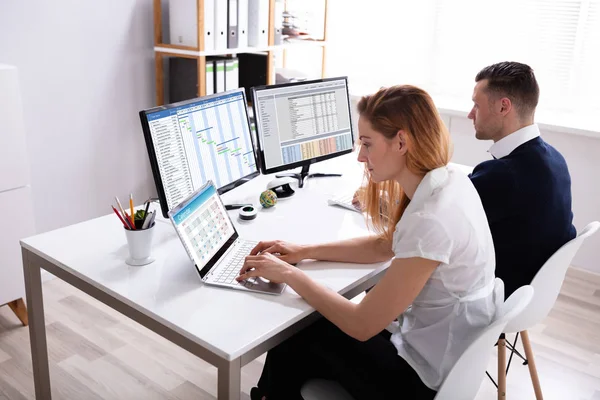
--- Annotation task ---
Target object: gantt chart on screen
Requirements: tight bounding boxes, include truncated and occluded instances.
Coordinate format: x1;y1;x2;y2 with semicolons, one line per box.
146;92;256;209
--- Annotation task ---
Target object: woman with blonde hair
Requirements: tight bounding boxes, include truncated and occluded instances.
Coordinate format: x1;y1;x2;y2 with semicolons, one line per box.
239;85;500;400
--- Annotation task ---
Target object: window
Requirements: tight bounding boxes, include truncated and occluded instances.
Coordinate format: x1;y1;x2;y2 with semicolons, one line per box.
326;0;600;130
326;2;435;94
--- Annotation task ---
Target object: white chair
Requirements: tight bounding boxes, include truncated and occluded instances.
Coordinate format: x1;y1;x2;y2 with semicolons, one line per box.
495;221;600;400
301;283;534;400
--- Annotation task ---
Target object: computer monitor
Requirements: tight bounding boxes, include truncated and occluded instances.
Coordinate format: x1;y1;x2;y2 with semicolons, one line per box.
251;77;354;188
139;88;259;218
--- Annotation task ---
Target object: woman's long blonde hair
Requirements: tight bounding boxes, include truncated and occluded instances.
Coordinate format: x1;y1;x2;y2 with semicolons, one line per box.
356;85;452;241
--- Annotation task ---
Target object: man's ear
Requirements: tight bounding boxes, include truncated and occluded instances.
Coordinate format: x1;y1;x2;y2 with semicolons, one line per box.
499;97;512;116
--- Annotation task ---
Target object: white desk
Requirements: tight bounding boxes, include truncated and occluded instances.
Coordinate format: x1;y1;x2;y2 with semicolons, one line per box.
20;153;391;400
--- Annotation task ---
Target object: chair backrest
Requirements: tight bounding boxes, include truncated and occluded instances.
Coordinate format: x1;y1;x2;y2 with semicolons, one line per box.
504;221;599;333
434;285;534;400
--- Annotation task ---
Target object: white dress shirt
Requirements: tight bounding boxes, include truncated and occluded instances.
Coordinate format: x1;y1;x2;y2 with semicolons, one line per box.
489;124;541;159
390;165;501;390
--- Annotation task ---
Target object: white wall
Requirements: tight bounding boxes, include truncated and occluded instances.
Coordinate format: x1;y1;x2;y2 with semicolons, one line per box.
0;1;157;234
445;114;600;273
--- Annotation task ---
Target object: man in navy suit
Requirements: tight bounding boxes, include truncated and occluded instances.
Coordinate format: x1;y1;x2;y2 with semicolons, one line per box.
467;61;576;296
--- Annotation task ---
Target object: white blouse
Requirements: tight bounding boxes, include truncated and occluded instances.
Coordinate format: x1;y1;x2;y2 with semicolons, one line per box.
390;165;501;390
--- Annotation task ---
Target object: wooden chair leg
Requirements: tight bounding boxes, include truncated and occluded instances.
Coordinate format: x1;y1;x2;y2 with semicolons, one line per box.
7;298;28;326
520;330;543;399
498;337;507;399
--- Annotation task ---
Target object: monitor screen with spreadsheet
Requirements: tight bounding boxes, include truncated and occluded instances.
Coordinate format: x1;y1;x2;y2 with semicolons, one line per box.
251;77;354;177
139;88;259;218
169;181;237;278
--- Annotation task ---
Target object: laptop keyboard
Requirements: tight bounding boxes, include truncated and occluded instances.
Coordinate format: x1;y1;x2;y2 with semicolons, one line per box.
213;241;256;284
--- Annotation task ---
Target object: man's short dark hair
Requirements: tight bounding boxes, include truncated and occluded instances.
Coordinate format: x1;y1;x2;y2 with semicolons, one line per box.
475;61;539;118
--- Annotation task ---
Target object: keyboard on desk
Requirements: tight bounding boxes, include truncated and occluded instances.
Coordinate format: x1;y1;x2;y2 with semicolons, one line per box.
327;192;362;213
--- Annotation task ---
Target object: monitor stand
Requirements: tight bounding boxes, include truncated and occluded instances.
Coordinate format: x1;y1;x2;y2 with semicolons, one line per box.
276;164;342;188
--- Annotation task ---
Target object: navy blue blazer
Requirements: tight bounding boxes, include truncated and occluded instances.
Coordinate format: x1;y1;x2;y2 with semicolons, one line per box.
469;136;577;296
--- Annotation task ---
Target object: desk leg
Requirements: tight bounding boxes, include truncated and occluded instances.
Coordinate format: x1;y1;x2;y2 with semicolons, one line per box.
22;248;52;399
218;358;241;400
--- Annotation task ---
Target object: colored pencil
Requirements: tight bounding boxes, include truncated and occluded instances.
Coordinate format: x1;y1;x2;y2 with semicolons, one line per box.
111;206;128;228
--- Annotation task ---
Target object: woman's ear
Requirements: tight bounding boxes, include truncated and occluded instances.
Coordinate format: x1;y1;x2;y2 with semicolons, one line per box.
397;130;408;155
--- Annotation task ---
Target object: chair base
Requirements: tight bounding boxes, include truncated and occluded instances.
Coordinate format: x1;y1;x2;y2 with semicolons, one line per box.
493;331;543;400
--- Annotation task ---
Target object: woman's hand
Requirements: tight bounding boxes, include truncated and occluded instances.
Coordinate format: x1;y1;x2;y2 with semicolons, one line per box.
249;240;309;265
236;252;297;284
352;189;363;210
352;186;368;211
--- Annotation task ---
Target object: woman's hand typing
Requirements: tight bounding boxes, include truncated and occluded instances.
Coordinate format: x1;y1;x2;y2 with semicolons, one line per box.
249;240;309;265
237;252;298;284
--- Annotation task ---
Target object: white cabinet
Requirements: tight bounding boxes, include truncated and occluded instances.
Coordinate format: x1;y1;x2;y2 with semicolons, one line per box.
0;64;35;323
0;187;35;305
0;64;30;192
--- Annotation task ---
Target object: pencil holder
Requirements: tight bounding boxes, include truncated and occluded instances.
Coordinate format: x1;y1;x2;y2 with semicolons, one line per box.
124;223;156;266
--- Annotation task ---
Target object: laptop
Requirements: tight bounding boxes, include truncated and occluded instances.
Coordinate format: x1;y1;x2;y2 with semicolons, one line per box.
169;181;286;295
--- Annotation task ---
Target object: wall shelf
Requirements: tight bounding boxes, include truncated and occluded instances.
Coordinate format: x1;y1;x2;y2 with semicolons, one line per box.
153;0;328;106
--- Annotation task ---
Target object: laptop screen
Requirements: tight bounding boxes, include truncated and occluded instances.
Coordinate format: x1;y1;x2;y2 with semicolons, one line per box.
169;181;238;278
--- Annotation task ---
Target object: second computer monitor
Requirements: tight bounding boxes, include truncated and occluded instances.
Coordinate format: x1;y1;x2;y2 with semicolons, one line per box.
139;88;259;218
252;77;354;187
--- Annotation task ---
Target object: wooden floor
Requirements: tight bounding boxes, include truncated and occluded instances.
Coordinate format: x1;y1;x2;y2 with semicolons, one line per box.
1;267;600;399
